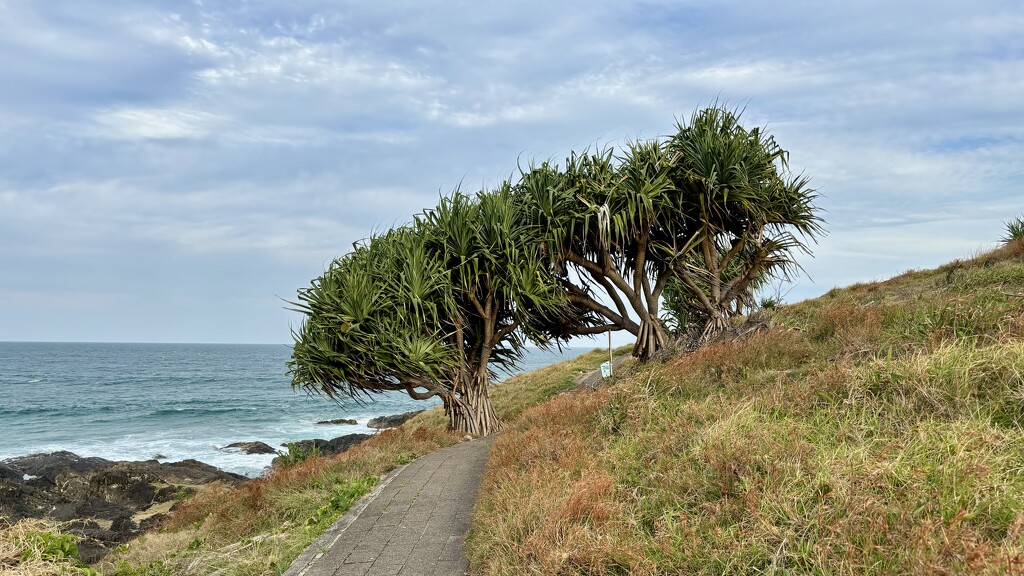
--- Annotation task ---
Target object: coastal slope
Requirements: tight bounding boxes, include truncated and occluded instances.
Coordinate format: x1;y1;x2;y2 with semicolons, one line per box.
467;242;1024;575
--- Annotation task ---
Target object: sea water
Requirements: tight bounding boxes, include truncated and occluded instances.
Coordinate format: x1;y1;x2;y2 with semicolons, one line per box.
0;342;590;476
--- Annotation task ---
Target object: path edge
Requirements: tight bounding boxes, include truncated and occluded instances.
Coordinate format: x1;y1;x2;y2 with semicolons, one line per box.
282;462;409;576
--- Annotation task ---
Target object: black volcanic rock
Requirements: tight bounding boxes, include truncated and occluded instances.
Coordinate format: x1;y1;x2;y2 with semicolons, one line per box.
223;441;278;455
0;462;25;482
5;451;115;486
316;417;358;425
272;433;373;467
325;434;372;454
0;452;245;563
367;410;423;429
279;438;331;455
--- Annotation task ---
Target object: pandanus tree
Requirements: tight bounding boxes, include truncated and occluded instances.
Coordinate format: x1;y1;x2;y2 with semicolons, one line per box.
290;108;821;423
288;185;568;436
514;140;679;360
664;106;823;341
515;105;822;358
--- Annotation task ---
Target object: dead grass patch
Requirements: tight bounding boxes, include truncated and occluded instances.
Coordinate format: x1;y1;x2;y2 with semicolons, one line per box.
469;390;648;575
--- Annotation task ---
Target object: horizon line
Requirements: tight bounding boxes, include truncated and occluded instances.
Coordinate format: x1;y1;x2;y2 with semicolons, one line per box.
0;340;583;348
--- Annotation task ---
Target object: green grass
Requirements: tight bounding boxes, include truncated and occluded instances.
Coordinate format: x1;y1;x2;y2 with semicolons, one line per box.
467;242;1024;575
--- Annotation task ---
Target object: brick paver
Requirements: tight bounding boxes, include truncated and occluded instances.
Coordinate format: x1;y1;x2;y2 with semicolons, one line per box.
284;437;494;576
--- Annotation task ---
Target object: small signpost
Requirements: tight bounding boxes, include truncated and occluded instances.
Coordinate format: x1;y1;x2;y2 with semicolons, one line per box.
602;330;614;379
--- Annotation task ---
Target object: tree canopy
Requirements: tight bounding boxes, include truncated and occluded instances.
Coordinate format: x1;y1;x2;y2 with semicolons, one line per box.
514;106;822;357
288;185;570;435
290;105;823;432
663;106;822;340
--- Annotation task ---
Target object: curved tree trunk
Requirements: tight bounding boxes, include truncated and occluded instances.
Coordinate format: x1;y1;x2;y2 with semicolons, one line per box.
443;373;500;436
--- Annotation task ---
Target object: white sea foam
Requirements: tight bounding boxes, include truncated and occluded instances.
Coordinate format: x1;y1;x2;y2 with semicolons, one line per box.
0;343;592;476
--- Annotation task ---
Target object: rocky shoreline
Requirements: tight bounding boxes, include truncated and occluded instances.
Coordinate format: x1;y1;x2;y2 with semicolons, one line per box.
0;451;243;563
0;410;424;562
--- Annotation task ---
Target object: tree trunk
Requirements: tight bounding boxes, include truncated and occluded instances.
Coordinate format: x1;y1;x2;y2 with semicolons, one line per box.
443;373;500;436
700;310;729;343
632;317;670;362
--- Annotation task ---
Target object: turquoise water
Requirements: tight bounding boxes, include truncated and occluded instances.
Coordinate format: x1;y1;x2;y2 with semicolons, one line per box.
0;343;589;476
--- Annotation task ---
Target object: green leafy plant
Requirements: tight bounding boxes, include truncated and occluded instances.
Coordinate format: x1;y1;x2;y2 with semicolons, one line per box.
278;442;322;467
516;105;822;358
19;530;80;562
290;187;572;435
305;476;378;529
171;487;195;501
1003;215;1024;243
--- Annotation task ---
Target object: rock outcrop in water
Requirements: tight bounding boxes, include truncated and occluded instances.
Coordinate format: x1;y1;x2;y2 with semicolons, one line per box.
222;441;278;454
316;417;358;425
0;451;244;563
272;433;372;467
367;410;424;429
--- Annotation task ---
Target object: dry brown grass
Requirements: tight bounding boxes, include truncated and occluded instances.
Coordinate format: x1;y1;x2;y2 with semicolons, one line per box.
0;518;96;576
469;389;651;575
468;245;1024;575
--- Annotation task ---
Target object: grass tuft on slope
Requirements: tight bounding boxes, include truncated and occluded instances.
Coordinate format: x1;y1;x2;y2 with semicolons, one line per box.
467;242;1024;575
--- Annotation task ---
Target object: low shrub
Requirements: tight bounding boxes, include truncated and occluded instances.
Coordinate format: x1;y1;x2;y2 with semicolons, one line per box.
277;442;322;467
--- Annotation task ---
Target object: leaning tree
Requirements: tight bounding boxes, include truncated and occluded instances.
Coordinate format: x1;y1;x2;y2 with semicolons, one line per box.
288;186;570;435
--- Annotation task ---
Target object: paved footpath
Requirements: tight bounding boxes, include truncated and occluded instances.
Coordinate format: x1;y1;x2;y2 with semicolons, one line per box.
284;436;495;576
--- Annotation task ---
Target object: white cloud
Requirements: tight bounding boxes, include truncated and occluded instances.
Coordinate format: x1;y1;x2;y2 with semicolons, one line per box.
0;0;1022;342
92;107;226;140
176;35;228;58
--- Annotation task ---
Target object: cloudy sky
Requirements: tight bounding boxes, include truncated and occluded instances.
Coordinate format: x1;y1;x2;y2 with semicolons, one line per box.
0;1;1021;344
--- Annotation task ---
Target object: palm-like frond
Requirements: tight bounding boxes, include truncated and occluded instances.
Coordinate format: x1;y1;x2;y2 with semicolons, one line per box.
290;180;576;405
660;106;823;334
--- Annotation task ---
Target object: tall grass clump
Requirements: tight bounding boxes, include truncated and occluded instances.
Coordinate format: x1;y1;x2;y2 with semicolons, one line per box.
1;519;98;576
468;245;1024;575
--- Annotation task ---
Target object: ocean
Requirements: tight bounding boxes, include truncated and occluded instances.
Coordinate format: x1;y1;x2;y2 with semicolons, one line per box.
0;342;590;477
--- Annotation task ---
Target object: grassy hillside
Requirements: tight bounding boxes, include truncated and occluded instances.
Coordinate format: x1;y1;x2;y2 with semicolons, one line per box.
467;242;1024;575
1;351;609;576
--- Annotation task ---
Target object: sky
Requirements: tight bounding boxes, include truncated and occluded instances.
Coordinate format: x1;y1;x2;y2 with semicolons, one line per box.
0;1;1021;345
